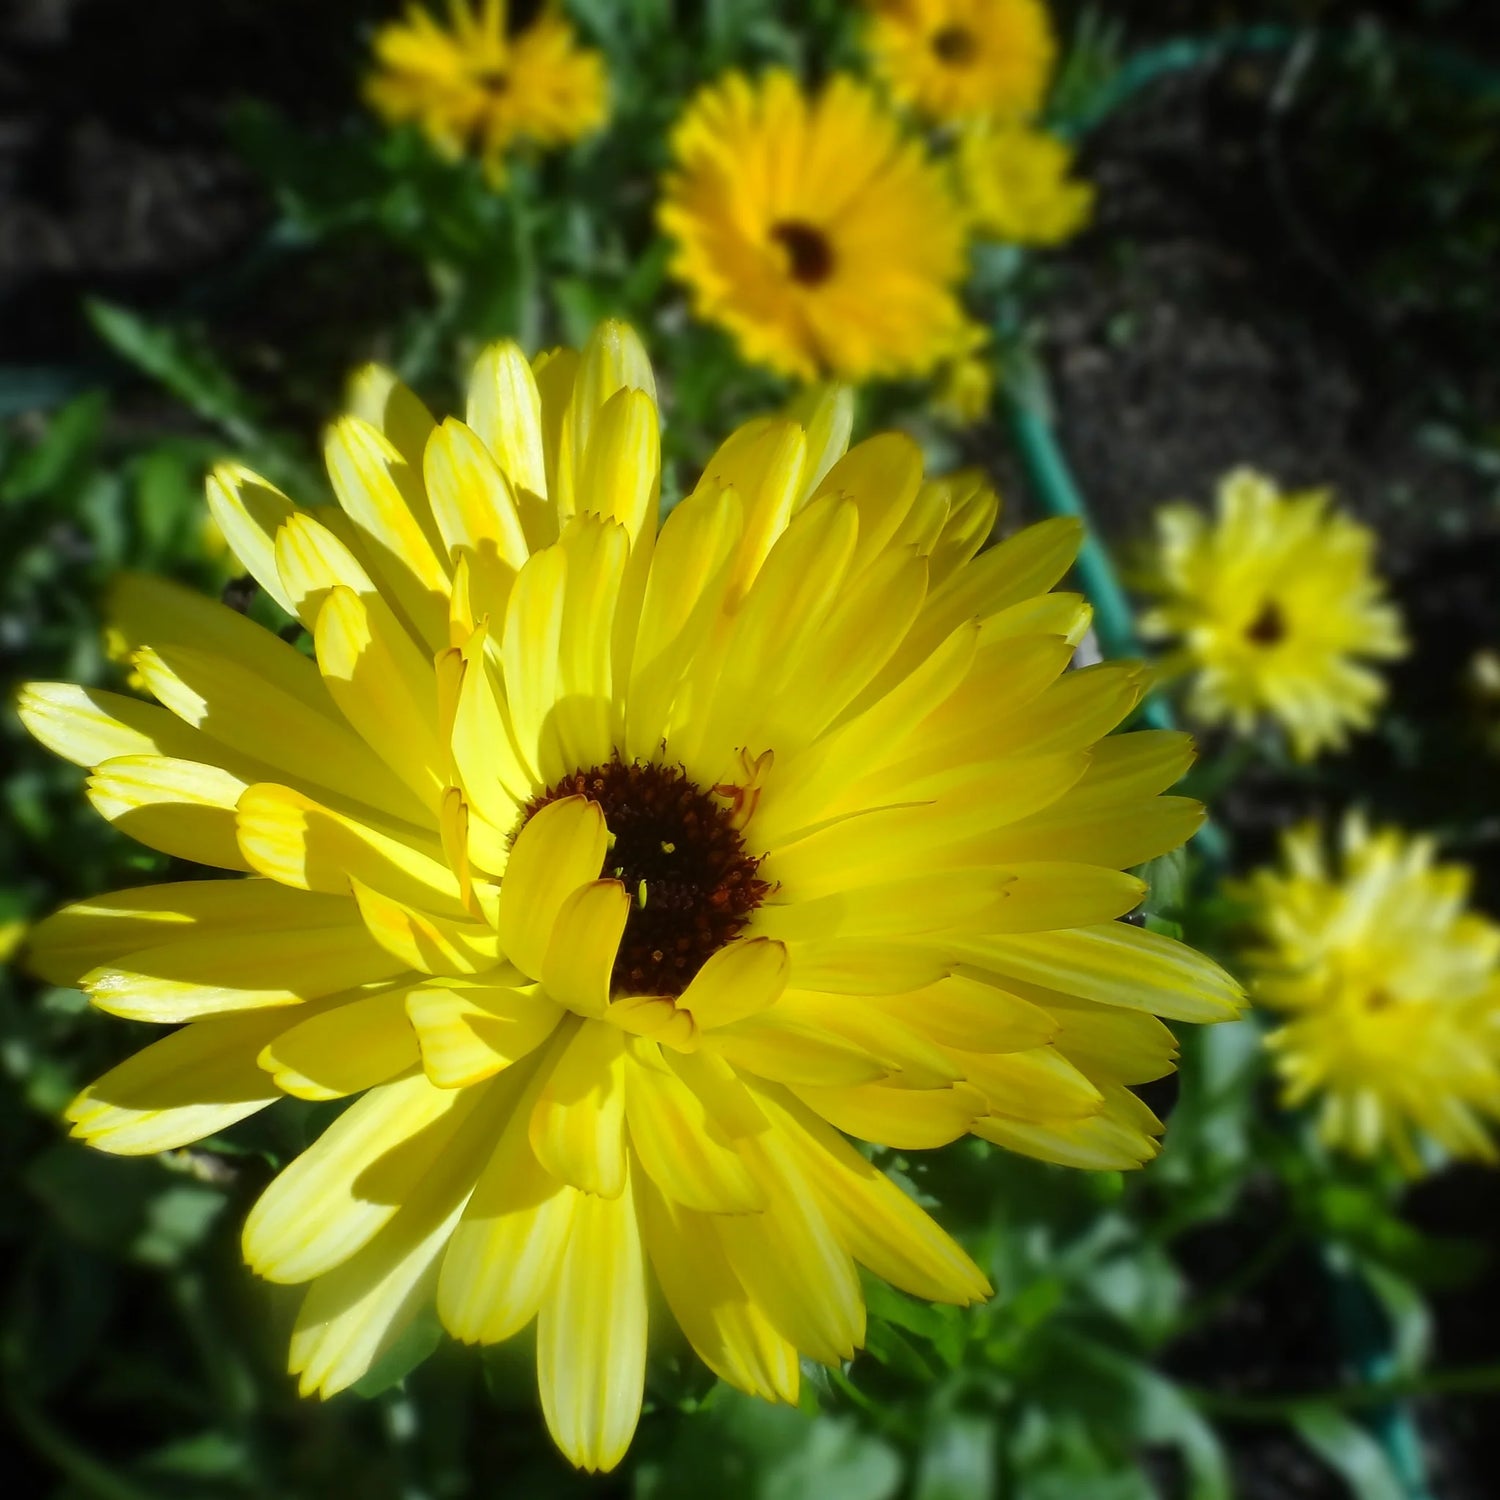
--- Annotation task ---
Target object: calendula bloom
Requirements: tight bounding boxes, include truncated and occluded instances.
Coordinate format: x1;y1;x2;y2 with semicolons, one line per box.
864;0;1056;125
658;70;973;383
21;322;1241;1472
958;124;1094;247
1137;468;1406;760
1241;817;1500;1171
366;0;607;185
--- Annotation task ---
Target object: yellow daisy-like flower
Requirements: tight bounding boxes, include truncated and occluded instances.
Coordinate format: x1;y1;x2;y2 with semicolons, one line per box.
1241;816;1500;1171
863;0;1056;125
20;322;1241;1472
1137;468;1407;761
365;0;607;185
958;124;1094;247
658;70;974;383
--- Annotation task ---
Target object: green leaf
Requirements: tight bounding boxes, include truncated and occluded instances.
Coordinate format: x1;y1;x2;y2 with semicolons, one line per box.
0;391;107;506
1289;1406;1408;1500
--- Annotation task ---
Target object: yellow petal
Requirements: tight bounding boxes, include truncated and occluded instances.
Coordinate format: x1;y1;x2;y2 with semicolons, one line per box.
638;1176;798;1403
809;431;923;574
314;584;448;810
407;980;562;1088
695;418;807;603
324;416;450;651
576;387;660;544
109;574;327;714
466;339;549;528
791;1078;986;1149
346;363;435;472
962;922;1245;1023
85;914;405;1021
529;1017;626;1197
495;795;607;979
18;682;230;770
705;1011;889;1087
623;482;742;761
273;510;379;633
957;1046;1104;1120
438;1049;577;1343
500;545;567;784
236;783;464;916
714;1129;864;1366
762;1089;990;1304
88;755;251;870
537;1162;647;1474
243;1070;477;1283
134;640;428;825
768;990;961;1087
866;975;1057;1054
204;463;301;618
553;515;629;772
65;1009;289;1154
542;879;630;1018
624;1041;764;1213
260;987;423;1100
23;878;349;985
783;937;952;996
975;1083;1162;1170
351;876;504;976
677;937;789;1030
450;622;534;828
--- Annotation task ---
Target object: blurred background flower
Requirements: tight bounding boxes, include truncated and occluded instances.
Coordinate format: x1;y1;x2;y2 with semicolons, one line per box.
1239;817;1500;1172
1136;467;1407;760
366;0;608;185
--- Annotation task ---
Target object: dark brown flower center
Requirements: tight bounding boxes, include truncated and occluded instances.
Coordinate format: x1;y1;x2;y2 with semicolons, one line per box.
471;64;510;95
770;220;836;286
931;25;980;65
1244;600;1288;647
517;760;771;998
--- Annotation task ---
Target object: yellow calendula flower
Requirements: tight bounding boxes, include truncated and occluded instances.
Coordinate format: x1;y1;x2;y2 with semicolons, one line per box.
958;124;1094;246
1241;817;1500;1172
1137;468;1407;761
864;0;1056;125
658;70;973;383
20;322;1241;1472
365;0;607;185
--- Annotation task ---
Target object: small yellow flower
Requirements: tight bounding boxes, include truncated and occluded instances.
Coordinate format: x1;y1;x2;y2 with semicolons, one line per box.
659;70;972;383
1241;817;1500;1172
365;0;607;185
958;123;1094;246
864;0;1056;125
20;322;1240;1472
1137;468;1406;760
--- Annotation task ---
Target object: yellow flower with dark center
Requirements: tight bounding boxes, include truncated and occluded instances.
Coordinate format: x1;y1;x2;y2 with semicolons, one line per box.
864;0;1056;125
658;70;974;382
1240;817;1500;1171
20;322;1242;1472
1137;468;1406;761
958;123;1094;246
365;0;607;185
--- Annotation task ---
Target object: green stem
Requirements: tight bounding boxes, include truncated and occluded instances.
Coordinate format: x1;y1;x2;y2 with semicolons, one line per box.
1189;1361;1500;1423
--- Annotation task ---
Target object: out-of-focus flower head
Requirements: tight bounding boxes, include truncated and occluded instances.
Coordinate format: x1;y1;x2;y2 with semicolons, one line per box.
19;318;1242;1473
365;0;608;186
659;70;973;384
863;0;1056;125
958;123;1094;247
1137;467;1406;761
1240;816;1500;1172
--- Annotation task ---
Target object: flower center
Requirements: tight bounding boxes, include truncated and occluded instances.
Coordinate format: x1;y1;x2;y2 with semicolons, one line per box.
1244;600;1287;647
770;220;836;286
931;25;980;65
518;760;771;998
471;64;510;95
